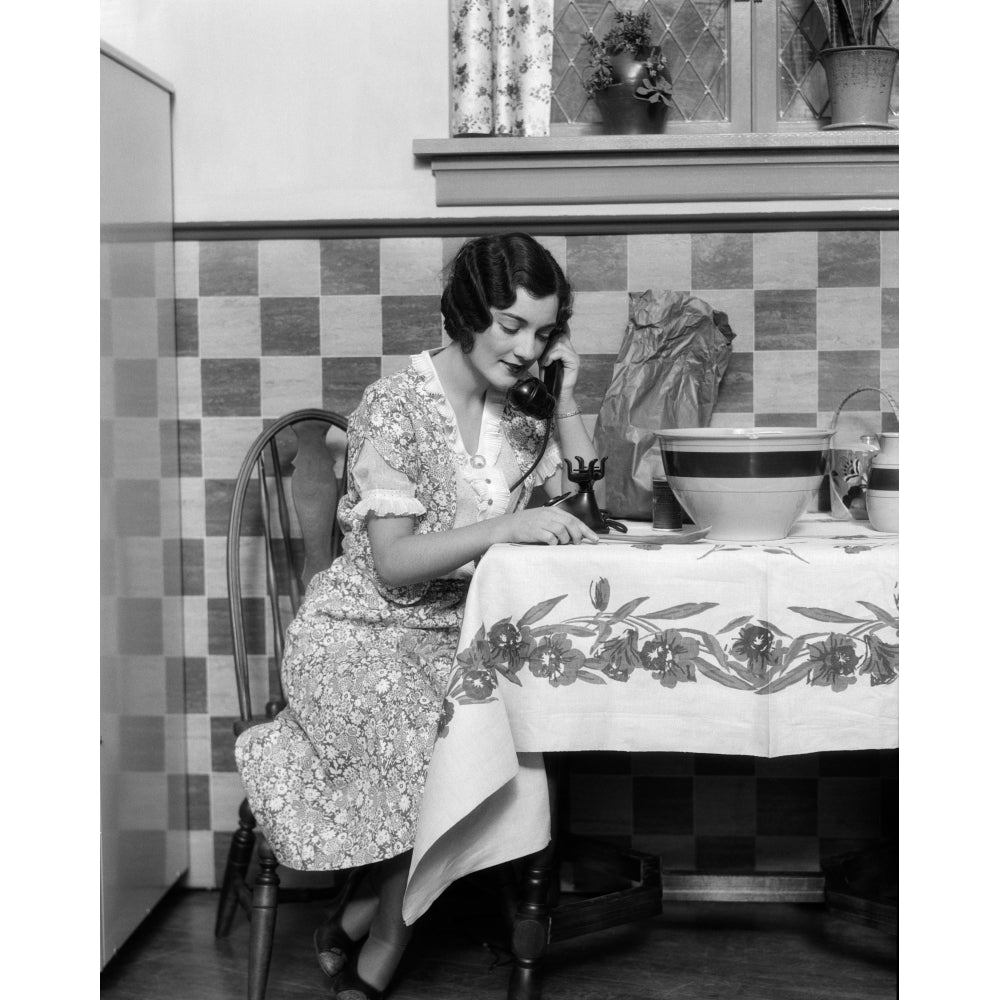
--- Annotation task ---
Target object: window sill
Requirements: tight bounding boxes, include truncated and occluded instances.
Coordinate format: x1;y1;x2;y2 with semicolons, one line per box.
412;131;898;217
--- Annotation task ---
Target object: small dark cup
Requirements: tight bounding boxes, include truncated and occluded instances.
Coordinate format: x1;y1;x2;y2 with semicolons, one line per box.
652;477;685;529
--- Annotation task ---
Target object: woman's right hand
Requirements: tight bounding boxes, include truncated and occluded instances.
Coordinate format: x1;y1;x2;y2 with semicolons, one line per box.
500;507;601;546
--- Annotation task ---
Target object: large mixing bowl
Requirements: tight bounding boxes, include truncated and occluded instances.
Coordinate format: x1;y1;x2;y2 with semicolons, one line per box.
658;428;833;541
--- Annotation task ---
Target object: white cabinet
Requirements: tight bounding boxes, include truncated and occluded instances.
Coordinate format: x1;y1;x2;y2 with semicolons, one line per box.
100;43;187;969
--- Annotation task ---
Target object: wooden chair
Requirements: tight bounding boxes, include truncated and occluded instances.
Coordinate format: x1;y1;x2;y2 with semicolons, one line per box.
213;408;351;1000
213;408;663;1000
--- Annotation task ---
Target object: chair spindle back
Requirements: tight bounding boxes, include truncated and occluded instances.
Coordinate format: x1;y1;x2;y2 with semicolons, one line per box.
226;409;349;733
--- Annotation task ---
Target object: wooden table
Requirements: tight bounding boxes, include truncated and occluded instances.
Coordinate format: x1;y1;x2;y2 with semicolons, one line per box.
403;514;899;997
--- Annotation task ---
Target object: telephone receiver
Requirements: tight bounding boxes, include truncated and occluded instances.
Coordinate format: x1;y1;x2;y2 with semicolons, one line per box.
509;358;564;420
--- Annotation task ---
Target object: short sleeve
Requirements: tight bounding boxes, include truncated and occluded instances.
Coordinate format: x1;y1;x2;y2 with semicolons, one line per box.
356;379;421;479
348;439;426;520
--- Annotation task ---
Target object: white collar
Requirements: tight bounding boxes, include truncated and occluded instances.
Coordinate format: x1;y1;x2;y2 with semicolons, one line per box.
410;350;506;467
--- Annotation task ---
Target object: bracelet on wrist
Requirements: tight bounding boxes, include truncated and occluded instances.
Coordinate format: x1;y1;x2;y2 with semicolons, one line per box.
554;408;581;420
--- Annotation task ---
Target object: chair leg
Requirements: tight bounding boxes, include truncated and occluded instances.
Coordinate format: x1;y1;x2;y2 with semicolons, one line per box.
247;842;280;1000
215;798;257;938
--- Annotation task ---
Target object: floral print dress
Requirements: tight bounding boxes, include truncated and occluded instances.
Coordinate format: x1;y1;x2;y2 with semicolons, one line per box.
235;351;562;870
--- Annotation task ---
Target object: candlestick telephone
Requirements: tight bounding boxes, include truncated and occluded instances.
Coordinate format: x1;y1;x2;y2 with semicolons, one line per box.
506;355;626;534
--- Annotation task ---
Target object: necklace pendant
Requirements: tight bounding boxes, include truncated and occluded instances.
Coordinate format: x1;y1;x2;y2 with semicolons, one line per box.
469;454;487;469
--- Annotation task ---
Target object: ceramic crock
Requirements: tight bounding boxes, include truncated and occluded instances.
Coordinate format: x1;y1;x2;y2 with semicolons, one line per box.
865;432;898;533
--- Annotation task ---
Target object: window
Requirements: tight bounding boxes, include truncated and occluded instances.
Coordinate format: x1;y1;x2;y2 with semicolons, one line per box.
413;1;899;211
551;0;899;133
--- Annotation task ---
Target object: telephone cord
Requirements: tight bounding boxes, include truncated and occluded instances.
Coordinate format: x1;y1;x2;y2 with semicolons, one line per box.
509;417;552;494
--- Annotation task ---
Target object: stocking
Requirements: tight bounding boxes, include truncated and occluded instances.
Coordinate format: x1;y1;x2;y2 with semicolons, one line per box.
354;852;413;991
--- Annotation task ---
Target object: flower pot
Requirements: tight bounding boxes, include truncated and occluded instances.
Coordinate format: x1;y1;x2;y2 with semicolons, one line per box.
594;84;668;136
818;46;898;130
608;48;656;88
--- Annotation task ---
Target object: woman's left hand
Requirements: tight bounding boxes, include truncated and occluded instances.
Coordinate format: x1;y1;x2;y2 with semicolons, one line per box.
540;327;581;402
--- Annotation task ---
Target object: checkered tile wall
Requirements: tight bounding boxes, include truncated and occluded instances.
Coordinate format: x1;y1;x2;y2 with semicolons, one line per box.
170;232;899;887
565;748;897;876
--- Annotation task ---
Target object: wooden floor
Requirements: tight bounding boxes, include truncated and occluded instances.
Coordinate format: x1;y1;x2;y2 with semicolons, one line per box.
101;880;897;1000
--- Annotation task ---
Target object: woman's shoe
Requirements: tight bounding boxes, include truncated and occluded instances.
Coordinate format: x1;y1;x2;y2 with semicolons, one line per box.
313;920;363;980
334;961;385;1000
314;869;371;978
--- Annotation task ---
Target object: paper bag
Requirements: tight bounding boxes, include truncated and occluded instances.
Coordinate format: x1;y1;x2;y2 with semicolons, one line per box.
594;290;735;520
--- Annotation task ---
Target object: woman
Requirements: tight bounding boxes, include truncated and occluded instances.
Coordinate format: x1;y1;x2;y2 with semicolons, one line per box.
236;232;599;1000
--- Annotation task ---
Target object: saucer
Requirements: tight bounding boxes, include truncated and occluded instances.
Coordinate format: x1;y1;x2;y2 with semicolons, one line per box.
597;526;711;545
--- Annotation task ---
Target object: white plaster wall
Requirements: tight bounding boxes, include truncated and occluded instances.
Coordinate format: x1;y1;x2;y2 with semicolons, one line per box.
100;4;896;228
100;0;451;223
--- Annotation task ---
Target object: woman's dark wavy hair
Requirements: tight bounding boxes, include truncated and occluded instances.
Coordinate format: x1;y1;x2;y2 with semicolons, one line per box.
441;233;573;353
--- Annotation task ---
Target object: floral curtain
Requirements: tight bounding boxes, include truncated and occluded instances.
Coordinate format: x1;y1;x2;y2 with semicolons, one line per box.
450;1;554;137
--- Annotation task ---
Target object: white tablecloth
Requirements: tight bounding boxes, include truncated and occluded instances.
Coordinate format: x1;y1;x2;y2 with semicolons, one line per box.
402;515;899;923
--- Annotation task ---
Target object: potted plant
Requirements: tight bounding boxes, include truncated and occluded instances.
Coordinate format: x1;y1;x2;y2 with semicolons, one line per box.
584;11;674;135
817;1;898;129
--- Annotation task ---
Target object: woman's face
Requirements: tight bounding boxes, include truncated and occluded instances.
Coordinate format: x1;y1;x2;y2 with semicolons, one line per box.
468;287;559;390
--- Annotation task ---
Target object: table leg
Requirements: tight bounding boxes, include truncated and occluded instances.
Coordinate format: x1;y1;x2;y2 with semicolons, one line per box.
507;840;555;1000
505;756;662;999
507;760;561;1000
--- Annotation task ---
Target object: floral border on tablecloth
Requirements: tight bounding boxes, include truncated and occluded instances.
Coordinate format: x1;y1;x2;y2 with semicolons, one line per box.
438;577;898;737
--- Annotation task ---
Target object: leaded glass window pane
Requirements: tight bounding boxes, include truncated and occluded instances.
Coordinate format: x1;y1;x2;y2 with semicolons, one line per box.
552;0;732;125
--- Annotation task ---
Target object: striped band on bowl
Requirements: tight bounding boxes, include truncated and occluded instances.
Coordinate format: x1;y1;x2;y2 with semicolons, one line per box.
662;450;827;479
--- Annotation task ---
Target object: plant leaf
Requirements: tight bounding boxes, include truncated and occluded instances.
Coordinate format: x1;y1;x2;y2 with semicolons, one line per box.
869;0;894;45
833;0;858;46
516;595;567;628
608;596;649;622
694;660;754;690
531;624;594;637
760;661;812;694
782;635;807;665
718;615;753;634
856;601;898;627
693;629;729;665
644;601;719;620
727;660;764;686
787;606;868;624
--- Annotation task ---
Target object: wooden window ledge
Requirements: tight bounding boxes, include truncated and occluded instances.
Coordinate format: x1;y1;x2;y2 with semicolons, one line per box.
412;131;898;218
